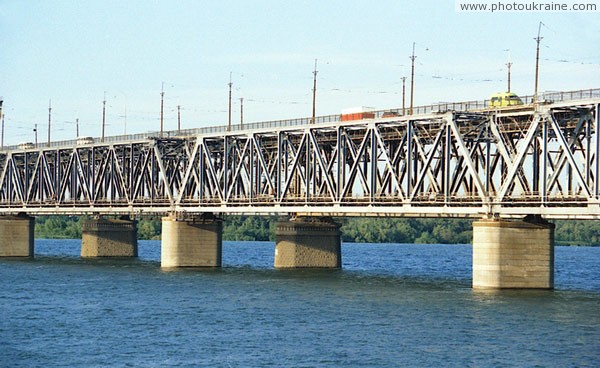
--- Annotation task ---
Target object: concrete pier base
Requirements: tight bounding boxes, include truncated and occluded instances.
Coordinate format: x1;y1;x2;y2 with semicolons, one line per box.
81;218;138;257
161;215;223;268
274;217;341;268
472;217;554;289
0;215;34;257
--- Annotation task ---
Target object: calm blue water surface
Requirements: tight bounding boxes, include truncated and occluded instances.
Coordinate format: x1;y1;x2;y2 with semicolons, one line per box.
1;240;599;367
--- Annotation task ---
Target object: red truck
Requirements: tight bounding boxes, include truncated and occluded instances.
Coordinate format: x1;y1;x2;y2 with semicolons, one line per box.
340;107;375;121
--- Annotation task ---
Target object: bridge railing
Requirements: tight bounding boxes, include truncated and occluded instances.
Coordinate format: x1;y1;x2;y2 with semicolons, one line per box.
2;88;599;151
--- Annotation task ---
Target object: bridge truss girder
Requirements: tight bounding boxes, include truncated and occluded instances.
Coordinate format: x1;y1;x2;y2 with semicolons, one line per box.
0;102;598;219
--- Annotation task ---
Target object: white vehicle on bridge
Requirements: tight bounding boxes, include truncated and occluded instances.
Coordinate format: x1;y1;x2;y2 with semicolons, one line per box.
76;136;95;145
17;142;34;150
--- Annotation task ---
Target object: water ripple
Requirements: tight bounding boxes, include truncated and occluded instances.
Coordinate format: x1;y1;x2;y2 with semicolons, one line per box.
0;240;598;367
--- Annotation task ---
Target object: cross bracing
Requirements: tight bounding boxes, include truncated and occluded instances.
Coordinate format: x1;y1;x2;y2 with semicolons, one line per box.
0;99;598;219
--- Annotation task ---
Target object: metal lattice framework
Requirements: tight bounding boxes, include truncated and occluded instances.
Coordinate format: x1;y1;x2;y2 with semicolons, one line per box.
0;99;598;219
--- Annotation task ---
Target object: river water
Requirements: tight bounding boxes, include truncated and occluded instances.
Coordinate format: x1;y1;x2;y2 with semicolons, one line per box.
1;240;599;367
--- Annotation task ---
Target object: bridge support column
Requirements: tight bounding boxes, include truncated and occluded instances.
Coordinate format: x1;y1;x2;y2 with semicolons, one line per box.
81;218;138;257
472;217;554;289
161;215;223;268
0;214;34;258
275;217;341;268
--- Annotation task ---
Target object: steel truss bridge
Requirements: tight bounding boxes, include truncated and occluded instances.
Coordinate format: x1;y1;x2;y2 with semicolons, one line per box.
1;89;599;219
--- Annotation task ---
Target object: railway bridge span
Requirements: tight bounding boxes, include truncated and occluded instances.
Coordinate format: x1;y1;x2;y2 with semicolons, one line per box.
1;88;598;289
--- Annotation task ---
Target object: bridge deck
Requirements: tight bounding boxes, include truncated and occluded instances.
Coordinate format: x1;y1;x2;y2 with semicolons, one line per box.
1;89;599;219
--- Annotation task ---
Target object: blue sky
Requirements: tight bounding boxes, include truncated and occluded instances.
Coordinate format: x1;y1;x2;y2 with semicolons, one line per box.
1;0;599;144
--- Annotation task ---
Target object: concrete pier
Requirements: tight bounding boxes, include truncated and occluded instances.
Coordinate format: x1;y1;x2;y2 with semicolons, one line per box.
472;217;554;289
0;215;34;257
274;217;341;268
81;218;138;257
161;215;223;268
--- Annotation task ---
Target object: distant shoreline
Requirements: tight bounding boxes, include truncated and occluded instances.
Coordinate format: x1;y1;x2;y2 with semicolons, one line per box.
32;216;600;247
31;237;599;247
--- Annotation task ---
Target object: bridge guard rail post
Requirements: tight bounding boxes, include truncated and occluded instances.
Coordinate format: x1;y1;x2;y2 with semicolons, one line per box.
0;214;34;257
472;216;554;289
81;217;138;257
274;217;341;268
161;214;223;268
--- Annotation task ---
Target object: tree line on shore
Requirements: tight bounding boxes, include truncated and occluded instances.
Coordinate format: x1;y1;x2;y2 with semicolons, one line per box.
32;215;600;246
